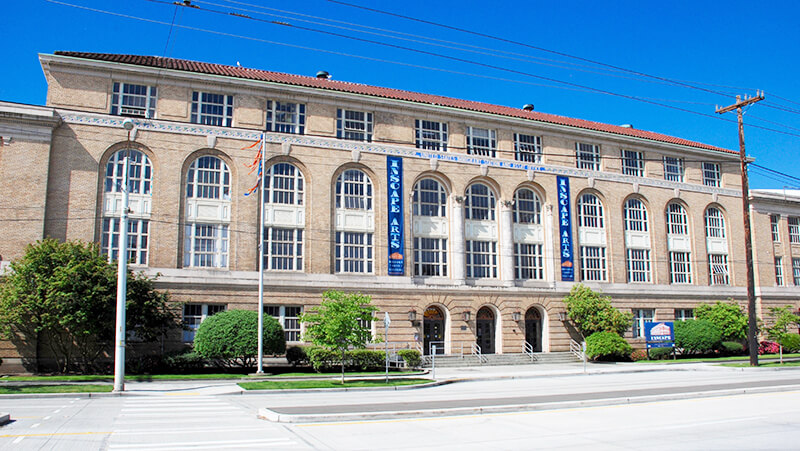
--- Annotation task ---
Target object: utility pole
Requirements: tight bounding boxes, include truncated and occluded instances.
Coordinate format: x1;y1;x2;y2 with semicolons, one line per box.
716;92;764;367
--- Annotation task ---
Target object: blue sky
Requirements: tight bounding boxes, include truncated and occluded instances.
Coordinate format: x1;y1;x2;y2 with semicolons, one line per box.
5;0;800;189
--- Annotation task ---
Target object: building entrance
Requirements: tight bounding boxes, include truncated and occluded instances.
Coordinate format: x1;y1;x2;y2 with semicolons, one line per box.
476;306;495;354
525;308;543;352
423;306;445;355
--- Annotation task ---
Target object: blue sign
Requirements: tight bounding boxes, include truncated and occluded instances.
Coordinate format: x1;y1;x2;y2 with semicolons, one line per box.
644;322;674;348
387;156;404;275
557;176;574;281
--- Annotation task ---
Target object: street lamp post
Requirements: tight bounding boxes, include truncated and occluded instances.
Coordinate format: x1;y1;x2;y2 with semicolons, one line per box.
114;118;134;392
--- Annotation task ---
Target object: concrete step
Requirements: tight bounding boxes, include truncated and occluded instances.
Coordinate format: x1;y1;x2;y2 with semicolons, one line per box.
421;352;581;368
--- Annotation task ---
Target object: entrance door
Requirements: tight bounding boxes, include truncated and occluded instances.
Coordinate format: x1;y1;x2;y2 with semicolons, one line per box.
475;307;495;354
423;306;445;355
525;308;542;352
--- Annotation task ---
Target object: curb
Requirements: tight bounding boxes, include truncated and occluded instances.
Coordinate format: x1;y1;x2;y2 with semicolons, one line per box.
257;383;800;423
0;412;9;426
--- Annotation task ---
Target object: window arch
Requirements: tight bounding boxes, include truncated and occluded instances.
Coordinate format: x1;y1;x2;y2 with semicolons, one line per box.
705;206;729;285
465;183;496;221
666;202;689;235
184;155;231;268
624;198;648;232
465;182;497;278
334;168;374;273
705;207;726;238
666;202;691;284
101;149;152;265
513;188;541;225
577;193;607;281
262;162;305;271
514;188;544;280
412;178;448;277
623;198;651;283
577;193;604;229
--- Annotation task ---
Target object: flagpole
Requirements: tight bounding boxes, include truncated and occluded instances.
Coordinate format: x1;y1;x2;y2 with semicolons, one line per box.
256;133;266;374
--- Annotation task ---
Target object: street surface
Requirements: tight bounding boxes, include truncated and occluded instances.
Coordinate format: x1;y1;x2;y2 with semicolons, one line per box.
1;364;799;450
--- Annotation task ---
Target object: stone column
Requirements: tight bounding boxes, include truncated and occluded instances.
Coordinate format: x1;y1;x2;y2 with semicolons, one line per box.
450;194;465;284
500;200;515;285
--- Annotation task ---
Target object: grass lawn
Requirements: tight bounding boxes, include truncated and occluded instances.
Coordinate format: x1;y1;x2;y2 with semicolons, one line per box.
266;370;423;378
722;361;800;368
1;374;247;382
238;378;432;390
0;384;113;394
633;353;800;364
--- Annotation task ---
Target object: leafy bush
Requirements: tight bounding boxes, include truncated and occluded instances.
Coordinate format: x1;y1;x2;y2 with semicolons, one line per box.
759;341;780;355
306;347;388;372
630;349;648;361
349;349;386;371
779;333;800;353
397;349;421;368
286;346;309;366
648;347;674;360
585;331;633;361
695;301;747;342
674;319;722;355
306;346;341;372
720;341;746;356
563;285;633;338
193;310;285;368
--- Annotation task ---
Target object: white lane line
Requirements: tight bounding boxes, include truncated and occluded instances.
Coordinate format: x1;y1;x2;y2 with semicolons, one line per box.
43;416;51;420
12;437;24;444
121;407;239;413
113;426;268;435
108;438;296;450
658;416;768;430
53;409;61;414
31;423;40;429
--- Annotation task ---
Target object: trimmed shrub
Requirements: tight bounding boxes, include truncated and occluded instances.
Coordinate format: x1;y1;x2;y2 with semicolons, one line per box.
779;333;800;353
695;301;747;342
194;309;285;368
630;349;648;361
674;319;722;355
720;341;746;356
306;346;341;372
397;349;421;368
286;346;309;366
759;341;780;355
648;347;674;360
163;350;206;373
349;349;386;371
585;331;633;361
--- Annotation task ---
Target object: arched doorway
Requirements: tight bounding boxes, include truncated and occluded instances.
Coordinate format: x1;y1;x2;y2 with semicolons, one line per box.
525;308;543;352
476;306;495;354
423;306;445;355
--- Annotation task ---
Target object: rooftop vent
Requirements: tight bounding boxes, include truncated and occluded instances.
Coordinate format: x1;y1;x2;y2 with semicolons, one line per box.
620;124;634;128
522;104;534;111
316;70;331;79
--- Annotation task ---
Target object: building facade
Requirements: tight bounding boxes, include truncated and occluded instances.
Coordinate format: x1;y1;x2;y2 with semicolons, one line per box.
0;51;797;370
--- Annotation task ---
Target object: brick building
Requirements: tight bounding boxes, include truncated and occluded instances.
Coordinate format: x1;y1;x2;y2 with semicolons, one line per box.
0;51;797;371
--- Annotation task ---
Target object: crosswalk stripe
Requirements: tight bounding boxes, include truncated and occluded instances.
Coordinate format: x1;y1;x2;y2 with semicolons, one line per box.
109;438;296;450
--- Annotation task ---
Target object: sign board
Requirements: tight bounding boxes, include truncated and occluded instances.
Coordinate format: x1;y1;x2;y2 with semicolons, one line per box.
644;321;674;349
387;156;404;275
557;176;574;281
384;311;391;327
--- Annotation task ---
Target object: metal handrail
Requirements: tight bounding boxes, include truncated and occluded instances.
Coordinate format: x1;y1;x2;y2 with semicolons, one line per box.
569;338;585;360
523;341;536;362
471;342;487;364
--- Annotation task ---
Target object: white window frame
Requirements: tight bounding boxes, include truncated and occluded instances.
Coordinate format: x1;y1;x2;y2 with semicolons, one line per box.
337;109;372;142
514;133;542;163
465;183;496;221
626;248;651;283
102;149;152;265
663;156;684;182
669;251;692;284
102;218;149;266
771;215;781;242
702;162;721;187
624;198;648;233
632;309;655;338
186;156;231;200
336;169;373;210
580;246;607;281
578;194;604;229
705;207;726;239
335;231;374;274
184;223;229;268
264;305;303;342
775;257;784;286
515;242;544;280
191;92;233;127
674;308;694;321
263;163;305;272
666;203;689;235
709;254;730;286
413;237;448;277
183;303;226;342
576;142;600;171
415;120;448;151
793;258;800;286
266;101;305;134
112;82;157;118
466;127;497;157
412;178;448;277
789;217;800;244
413;178;447;217
264;227;303;271
466;240;497;278
621;150;644;177
514;188;542;225
264;162;304;206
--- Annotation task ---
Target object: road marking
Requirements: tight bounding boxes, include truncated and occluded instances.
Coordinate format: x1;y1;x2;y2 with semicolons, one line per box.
0;431;111;438
108;438;296;450
12;437;23;444
53;409;61;414
113;426;269;435
164;392;203;396
31;423;40;429
44;416;51;420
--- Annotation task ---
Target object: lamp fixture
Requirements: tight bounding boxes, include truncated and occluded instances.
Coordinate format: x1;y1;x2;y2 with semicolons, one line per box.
408;310;417;322
511;312;521;321
463;311;471;322
558;312;568;322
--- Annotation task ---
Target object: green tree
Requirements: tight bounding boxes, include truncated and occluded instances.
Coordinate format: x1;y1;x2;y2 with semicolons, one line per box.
674;319;722;355
0;239;177;373
764;306;800;343
695;300;748;342
300;290;377;382
193;309;285;368
563;284;633;338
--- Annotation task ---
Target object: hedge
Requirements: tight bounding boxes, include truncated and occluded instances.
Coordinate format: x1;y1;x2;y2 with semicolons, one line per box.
585;331;633;361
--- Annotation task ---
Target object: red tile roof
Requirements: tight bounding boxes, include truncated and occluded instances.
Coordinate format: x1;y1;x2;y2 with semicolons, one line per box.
53;51;734;154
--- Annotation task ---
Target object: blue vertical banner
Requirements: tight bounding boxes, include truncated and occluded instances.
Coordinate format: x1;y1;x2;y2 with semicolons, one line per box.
557;176;574;281
387;156;405;275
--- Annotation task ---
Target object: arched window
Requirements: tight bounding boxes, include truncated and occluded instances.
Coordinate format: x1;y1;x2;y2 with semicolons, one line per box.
334;169;374;273
577;193;607;281
184;155;231;268
623;198;651;283
263;163;305;271
666;203;691;284
101;149;152;265
465;183;497;278
514;188;544;280
412;178;448;277
705;207;729;285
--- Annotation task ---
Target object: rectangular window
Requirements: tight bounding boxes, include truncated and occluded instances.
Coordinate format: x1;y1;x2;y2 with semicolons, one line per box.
669;251;692;284
184;224;229;268
789;217;800;244
336;109;373;142
626;248;651;283
702;162;721;187
111;82;157;118
576;142;600;171
515;243;544;280
191;92;233;127
775;257;784;286
709;254;730;285
264;227;303;271
413;237;447;277
621;150;644;177
415;120;448;151
264;305;302;342
466;127;497;157
674;309;694;321
771;215;781;242
101;218;149;265
183;303;226;342
663;157;684;182
580;246;607;281
514;133;542;163
632;309;655;338
335;232;373;274
466;240;497;278
793;258;800;286
266;101;306;134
